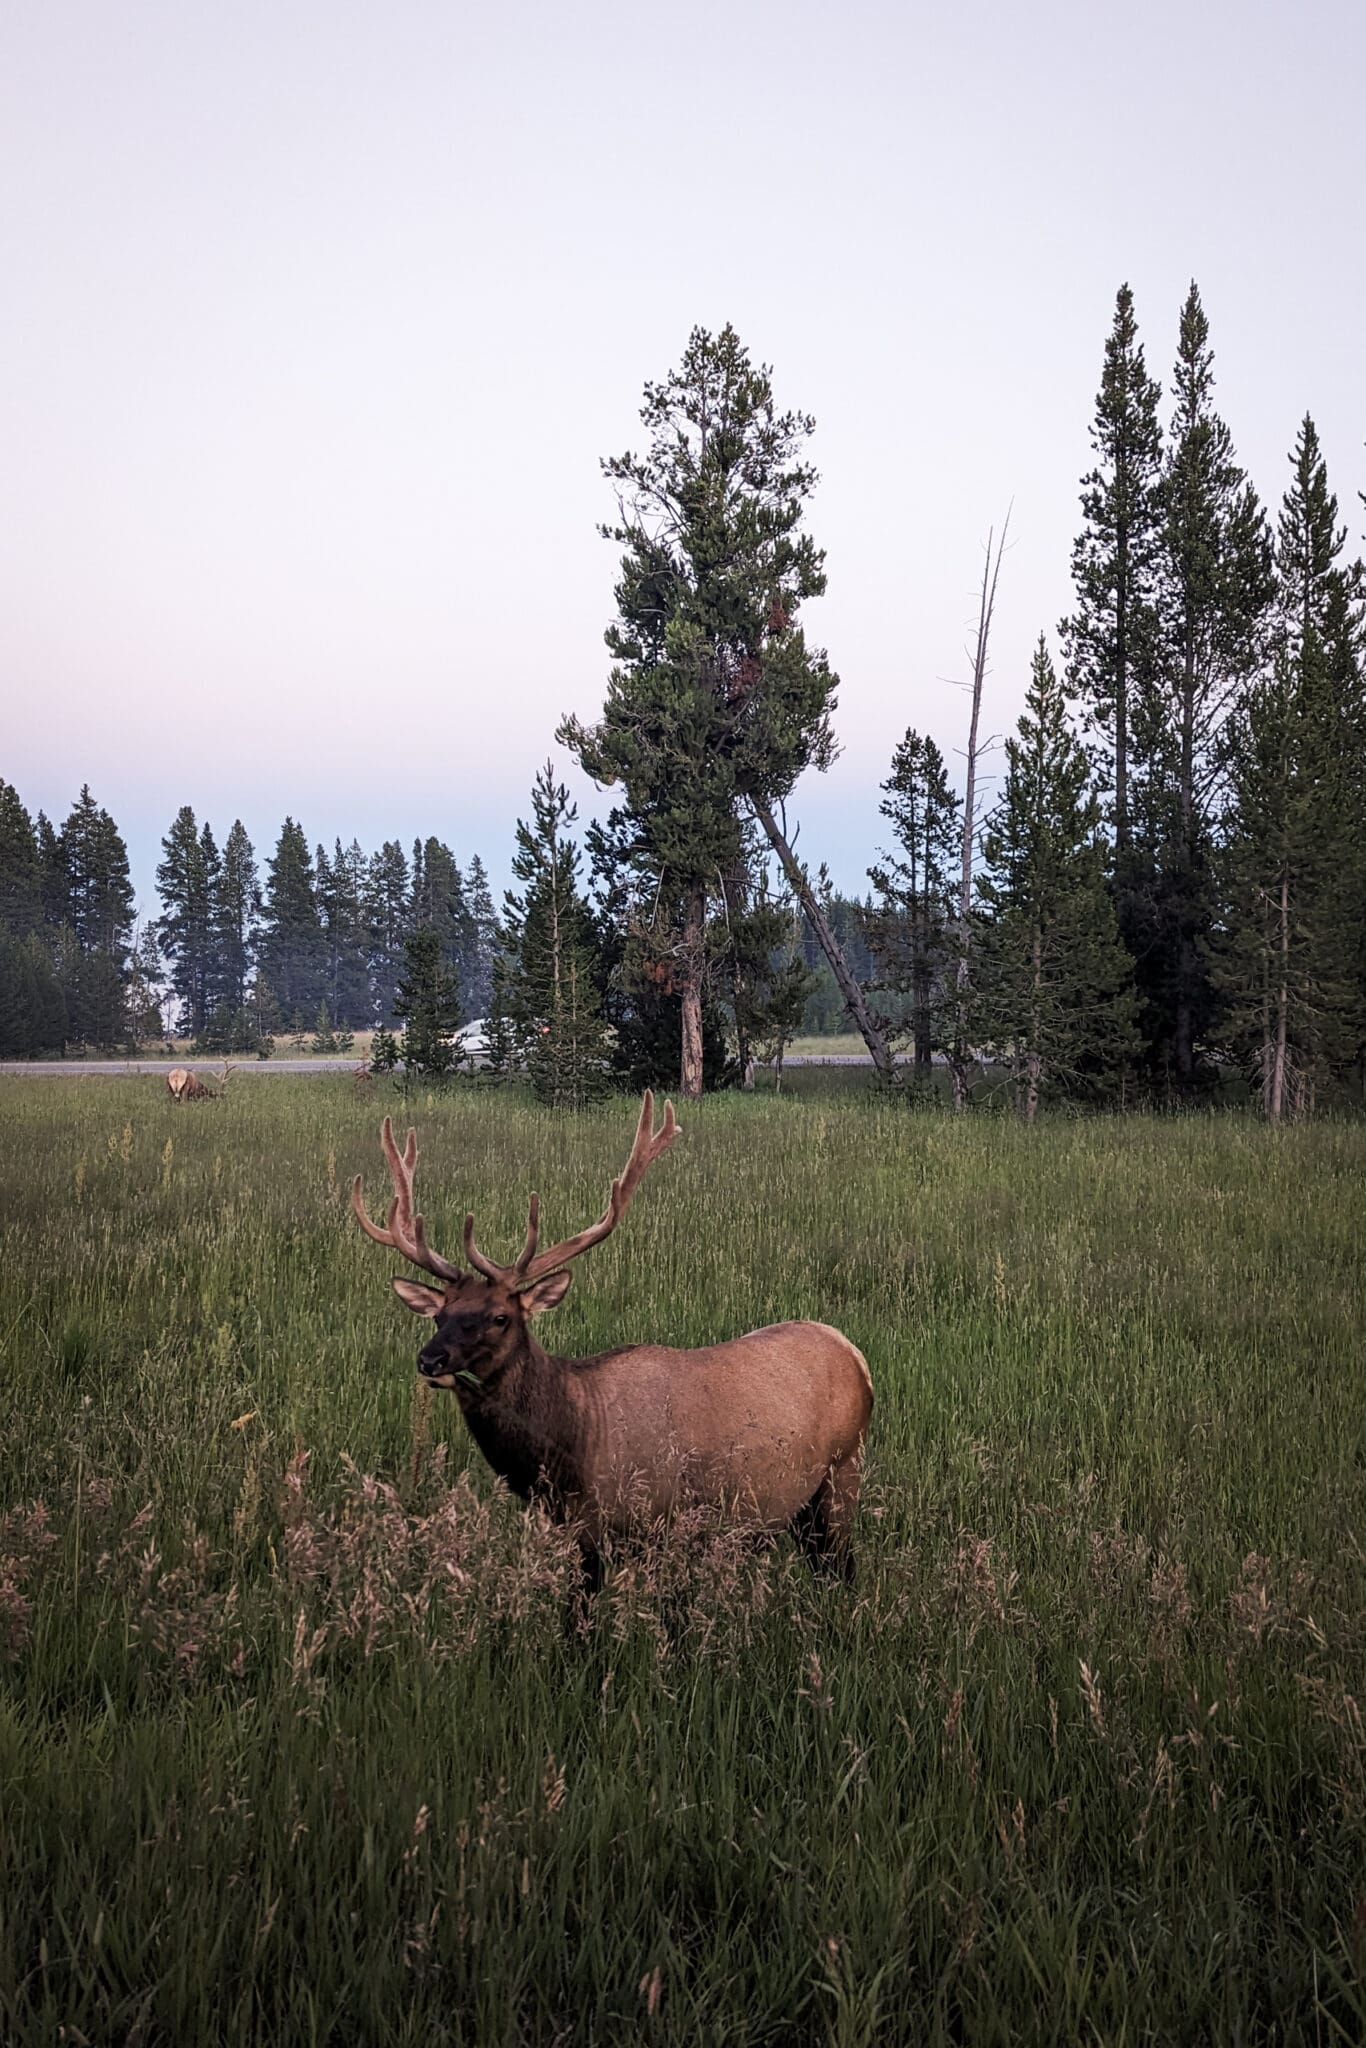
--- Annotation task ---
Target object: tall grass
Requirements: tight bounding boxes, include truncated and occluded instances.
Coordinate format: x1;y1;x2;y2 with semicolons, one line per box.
0;1074;1362;2044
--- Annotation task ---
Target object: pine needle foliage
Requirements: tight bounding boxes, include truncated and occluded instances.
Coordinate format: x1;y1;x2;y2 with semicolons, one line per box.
501;764;612;1109
975;639;1138;1117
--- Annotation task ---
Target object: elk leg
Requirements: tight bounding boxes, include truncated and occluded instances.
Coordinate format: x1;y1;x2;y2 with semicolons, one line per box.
790;1452;862;1582
565;1539;603;1634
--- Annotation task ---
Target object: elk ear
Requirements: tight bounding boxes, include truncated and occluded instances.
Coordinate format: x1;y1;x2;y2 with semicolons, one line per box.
519;1269;572;1317
392;1277;445;1317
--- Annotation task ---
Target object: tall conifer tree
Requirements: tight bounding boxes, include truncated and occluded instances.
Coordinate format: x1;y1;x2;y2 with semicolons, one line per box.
560;325;841;1096
501;763;611;1107
365;840;411;1024
974;639;1137;1118
259;819;325;1026
217;821;259;1021
156;807;217;1036
0;781;42;939
862;731;962;1072
57;787;135;1046
1060;284;1165;868
1219;417;1366;1113
1146;284;1274;1087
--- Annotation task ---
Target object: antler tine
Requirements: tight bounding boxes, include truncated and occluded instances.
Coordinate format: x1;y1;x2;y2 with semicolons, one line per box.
350;1174;396;1247
516;1090;680;1286
412;1210;462;1281
461;1190;542;1287
514;1193;541;1277
379;1117;416;1240
350;1116;463;1282
463;1211;510;1284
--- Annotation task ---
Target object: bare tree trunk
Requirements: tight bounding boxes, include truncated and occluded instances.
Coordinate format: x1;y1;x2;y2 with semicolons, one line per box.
1023;926;1043;1124
730;952;754;1090
951;513;1010;1110
1175;633;1197;1088
749;795;897;1084
1269;872;1289;1125
1258;904;1274;1119
679;879;706;1100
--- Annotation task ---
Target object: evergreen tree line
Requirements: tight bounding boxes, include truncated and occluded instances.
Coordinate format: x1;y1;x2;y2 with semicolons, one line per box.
467;762;816;1107
859;283;1365;1117
0;789;500;1056
3;291;1361;1116
541;303;1362;1116
0;783;147;1055
152;813;499;1049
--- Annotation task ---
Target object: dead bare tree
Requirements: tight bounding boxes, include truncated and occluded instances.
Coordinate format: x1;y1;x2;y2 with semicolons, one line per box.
948;510;1011;1111
749;797;896;1084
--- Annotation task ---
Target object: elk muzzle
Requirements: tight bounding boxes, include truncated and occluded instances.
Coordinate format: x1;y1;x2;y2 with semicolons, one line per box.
416;1308;513;1391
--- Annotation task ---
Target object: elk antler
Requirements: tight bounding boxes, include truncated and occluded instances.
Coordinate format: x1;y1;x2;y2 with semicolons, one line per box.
463;1090;680;1288
351;1116;463;1281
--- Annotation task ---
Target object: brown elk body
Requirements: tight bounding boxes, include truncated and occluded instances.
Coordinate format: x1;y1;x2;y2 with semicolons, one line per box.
167;1063;235;1102
351;1094;873;1577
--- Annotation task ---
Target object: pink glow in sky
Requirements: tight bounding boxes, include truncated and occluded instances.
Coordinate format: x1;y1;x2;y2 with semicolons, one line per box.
2;0;1362;913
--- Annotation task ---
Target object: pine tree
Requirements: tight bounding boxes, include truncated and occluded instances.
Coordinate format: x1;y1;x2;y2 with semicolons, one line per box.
365;840;411;1026
0;935;39;1056
1218;417;1366;1115
1060;286;1165;865
317;837;371;1026
58;787;135;1046
393;927;463;1082
584;806;729;1092
125;921;166;1042
29;936;68;1051
974;639;1138;1118
724;858;813;1088
560;324;841;1096
0;931;67;1055
410;837;473;989
1145;284;1274;1089
34;813;67;933
61;787;135;960
217;821;259;1022
862;730;962;1073
463;855;498;1018
258;820;325;1024
502;764;612;1107
0;780;42;939
156;807;214;1035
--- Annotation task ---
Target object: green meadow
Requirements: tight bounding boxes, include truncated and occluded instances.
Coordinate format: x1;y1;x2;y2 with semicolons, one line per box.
0;1073;1363;2045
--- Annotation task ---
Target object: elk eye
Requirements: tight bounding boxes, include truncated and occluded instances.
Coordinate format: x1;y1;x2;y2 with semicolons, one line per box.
492;1313;509;1328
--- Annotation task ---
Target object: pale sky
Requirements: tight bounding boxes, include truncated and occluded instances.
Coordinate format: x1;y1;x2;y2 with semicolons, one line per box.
3;0;1362;917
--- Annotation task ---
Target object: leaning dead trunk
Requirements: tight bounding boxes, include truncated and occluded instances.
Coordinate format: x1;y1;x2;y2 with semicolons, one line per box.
951;511;1010;1111
749;795;896;1084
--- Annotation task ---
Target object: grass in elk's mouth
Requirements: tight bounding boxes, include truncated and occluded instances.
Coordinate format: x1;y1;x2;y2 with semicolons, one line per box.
0;1070;1363;2046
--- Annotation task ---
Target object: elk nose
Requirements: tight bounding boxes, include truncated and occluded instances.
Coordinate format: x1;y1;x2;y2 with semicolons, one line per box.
418;1342;446;1375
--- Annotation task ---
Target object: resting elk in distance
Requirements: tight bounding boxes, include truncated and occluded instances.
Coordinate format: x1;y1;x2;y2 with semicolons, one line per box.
352;1092;873;1582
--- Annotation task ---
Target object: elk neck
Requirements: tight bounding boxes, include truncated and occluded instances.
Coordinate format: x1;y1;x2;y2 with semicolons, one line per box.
452;1324;589;1505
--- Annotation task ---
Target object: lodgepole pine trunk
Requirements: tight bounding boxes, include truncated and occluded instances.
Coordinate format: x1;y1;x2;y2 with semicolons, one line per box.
679;879;706;1100
1269;873;1289;1125
750;795;897;1084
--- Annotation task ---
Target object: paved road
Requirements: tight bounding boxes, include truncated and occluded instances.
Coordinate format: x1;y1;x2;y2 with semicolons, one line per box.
0;1053;876;1078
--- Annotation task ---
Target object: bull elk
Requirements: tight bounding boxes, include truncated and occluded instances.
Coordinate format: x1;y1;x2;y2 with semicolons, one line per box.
352;1092;873;1582
167;1062;235;1102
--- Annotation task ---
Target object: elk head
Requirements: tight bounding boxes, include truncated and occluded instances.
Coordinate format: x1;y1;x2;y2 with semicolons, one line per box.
351;1092;679;1396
